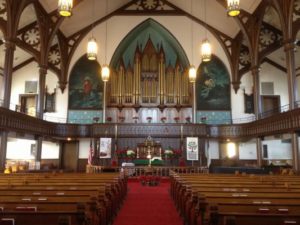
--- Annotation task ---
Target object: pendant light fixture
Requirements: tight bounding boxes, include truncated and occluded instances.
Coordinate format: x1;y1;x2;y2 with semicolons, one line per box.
87;0;98;60
101;0;110;124
101;0;110;80
188;0;197;124
201;0;211;62
227;0;240;17
58;0;73;17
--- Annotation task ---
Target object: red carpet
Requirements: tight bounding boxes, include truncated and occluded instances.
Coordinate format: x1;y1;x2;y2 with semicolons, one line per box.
113;179;183;225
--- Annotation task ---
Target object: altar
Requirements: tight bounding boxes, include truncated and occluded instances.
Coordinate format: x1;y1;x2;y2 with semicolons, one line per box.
136;136;162;159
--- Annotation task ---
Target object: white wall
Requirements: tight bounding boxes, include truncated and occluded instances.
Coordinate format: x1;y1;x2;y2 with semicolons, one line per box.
10;62;39;110
231;61;289;123
262;139;292;160
10;61;68;122
207;140;219;166
78;138;90;159
6;138;36;160
260;62;289;107
238;139;257;160
232;71;255;122
41;141;59;159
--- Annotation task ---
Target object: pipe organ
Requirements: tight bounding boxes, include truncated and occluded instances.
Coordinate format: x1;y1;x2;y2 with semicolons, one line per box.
108;38;191;109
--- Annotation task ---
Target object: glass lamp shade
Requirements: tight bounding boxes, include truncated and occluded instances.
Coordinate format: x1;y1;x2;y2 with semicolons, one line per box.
201;39;212;62
227;0;240;17
189;66;197;83
101;65;110;82
58;0;73;17
87;37;98;60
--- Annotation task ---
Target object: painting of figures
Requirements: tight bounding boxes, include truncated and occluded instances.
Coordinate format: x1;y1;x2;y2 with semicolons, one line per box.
196;55;231;110
69;56;103;109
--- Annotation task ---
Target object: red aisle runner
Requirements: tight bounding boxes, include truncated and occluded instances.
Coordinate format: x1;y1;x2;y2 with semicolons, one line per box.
113;179;183;225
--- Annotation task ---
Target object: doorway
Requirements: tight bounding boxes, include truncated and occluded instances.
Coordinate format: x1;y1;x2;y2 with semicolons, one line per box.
261;95;280;116
19;94;37;116
62;141;79;172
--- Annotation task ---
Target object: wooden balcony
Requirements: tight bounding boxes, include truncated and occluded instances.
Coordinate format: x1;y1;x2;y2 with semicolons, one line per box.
0;107;300;139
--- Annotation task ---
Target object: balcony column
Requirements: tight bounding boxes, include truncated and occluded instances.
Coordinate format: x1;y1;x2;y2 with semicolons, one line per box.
37;66;47;119
256;137;262;168
36;136;43;164
284;40;297;109
0;132;8;171
2;40;16;108
251;66;262;119
291;133;299;172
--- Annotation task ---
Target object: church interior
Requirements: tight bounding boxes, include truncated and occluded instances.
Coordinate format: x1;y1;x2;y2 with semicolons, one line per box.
0;0;300;224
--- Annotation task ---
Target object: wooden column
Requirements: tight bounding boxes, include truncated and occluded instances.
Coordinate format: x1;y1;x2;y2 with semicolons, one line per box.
2;40;16;109
58;141;63;170
284;41;297;109
252;66;262;119
256;138;262;167
37;66;47;119
36;136;43;163
291;132;299;172
0;132;8;171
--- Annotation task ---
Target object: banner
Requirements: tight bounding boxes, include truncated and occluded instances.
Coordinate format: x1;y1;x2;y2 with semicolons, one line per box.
99;138;112;158
186;137;198;161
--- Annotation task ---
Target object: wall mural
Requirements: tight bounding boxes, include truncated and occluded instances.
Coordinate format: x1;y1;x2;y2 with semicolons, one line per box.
196;55;230;110
68;56;103;109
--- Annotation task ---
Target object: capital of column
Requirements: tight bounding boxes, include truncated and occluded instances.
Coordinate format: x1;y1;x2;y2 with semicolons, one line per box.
4;39;16;51
283;39;296;52
39;65;48;75
250;66;260;76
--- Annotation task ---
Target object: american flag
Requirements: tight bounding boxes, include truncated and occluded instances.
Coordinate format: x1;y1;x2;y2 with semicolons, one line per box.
88;139;94;165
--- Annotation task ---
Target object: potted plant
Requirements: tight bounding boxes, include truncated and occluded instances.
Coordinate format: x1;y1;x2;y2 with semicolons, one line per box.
119;116;125;123
174;117;180;123
126;149;136;161
185;116;191;123
132;116;139;123
146;116;152;123
161;117;167;123
106;117;112;122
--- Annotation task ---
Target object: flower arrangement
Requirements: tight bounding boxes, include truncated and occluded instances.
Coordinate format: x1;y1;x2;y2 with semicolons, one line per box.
161;117;167;123
107;117;112;122
174;117;180;123
146;116;152;123
201;116;207;123
116;149;127;158
119;116;125;122
185;116;191;123
133;116;139;123
126;149;136;158
164;149;174;157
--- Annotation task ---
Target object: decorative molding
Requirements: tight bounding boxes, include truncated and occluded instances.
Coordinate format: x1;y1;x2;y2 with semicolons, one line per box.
1;106;300;140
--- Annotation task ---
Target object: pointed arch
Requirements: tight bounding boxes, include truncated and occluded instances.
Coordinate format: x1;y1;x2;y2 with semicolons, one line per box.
68;55;103;110
196;55;231;110
110;18;189;69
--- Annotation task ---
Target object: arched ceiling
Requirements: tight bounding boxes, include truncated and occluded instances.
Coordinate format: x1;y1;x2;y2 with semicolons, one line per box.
39;0;262;38
2;0;299;84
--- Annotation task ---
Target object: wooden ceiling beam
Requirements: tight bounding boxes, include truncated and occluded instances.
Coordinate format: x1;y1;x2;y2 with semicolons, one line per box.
262;57;287;73
13;57;35;72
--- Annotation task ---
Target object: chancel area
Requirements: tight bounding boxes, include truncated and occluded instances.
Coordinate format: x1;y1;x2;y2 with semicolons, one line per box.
0;0;300;224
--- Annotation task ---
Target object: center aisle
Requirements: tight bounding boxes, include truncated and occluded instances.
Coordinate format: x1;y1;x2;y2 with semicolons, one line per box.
113;179;183;225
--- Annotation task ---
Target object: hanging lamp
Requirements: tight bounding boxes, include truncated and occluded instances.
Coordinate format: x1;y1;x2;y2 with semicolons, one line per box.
58;0;73;17
227;0;240;17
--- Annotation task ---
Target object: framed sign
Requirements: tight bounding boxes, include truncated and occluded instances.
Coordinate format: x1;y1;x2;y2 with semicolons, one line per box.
186;137;198;161
244;93;254;114
99;138;111;158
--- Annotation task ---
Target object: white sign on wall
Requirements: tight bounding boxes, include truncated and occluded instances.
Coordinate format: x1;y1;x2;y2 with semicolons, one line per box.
100;138;112;158
186;137;198;161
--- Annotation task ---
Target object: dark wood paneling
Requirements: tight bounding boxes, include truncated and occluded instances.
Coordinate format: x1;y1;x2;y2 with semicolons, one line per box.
1;107;300;140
